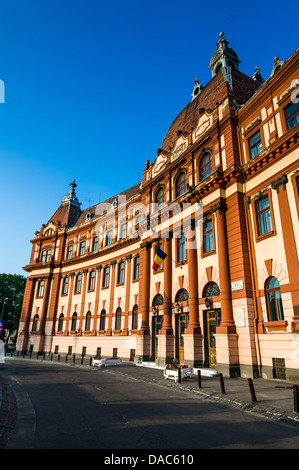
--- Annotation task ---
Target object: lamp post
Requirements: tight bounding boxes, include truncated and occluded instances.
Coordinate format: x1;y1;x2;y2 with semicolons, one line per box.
0;300;6;322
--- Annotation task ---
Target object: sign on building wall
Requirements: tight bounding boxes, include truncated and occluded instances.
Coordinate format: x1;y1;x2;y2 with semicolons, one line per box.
235;308;245;327
231;280;244;291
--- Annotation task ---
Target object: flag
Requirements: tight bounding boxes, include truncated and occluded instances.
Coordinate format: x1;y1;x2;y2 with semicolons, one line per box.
152;247;167;271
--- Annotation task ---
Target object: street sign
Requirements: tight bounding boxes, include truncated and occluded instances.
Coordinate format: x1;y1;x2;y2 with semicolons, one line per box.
0;321;3;333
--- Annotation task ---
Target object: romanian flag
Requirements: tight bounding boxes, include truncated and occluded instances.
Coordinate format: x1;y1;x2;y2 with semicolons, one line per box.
152;247;167;271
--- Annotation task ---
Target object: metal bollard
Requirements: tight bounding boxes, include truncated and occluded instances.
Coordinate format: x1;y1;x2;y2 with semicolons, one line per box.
293;385;299;413
73;353;76;364
178;367;181;383
219;373;226;394
248;378;257;402
197;370;202;388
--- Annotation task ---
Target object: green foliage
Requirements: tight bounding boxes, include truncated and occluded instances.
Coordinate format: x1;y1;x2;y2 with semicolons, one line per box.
0;273;26;337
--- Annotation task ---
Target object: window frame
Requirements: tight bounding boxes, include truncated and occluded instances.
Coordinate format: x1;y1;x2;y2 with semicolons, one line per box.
88;270;96;291
117;261;125;285
106;230;112;246
251;189;276;242
202;217;216;256
265;277;284;322
92;236;98;251
79;241;85;256
285;99;299;131
62;276;69;296
155;187;165;211
102;266;110;288
199;152;212;181
175;171;187;198
36;280;45;298
133;255;140;281
115;307;122;331
248;130;263;159
66;245;73;259
176;232;186;265
74;273;82;294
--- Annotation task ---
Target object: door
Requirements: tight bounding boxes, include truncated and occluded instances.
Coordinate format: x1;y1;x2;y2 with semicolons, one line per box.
152;316;163;360
175;313;189;364
206;309;221;368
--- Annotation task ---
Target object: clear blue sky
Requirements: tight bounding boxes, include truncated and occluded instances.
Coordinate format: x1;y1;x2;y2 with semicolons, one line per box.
0;0;298;276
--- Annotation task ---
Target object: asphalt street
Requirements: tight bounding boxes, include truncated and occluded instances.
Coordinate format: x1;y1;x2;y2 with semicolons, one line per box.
1;358;299;451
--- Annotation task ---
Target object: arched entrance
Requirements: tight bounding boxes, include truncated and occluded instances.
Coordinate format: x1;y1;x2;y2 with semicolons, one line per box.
175;289;189;363
203;282;221;368
152;294;163;360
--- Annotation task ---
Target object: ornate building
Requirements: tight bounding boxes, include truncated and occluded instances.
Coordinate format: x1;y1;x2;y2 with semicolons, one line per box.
17;34;299;380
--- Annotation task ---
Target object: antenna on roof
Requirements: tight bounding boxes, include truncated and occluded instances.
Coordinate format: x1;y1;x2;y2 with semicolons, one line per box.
231;13;237;50
85;197;95;208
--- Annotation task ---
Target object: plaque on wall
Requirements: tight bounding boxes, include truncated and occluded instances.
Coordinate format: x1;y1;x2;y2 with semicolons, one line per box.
235;308;245;327
231;280;244;291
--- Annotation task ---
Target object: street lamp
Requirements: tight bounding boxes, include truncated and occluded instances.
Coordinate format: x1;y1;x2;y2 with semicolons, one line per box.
176;302;181;313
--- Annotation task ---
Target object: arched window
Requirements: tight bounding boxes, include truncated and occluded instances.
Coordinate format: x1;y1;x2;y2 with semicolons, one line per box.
58;313;64;332
152;294;164;306
32;314;39;332
175;289;189;303
203;282;220;298
155;187;164;211
176;172;187;197
132;304;138;330
71;312;77;332
85;311;91;331
265;277;284;321
115;307;122;331
199;153;212;181
99;309;106;331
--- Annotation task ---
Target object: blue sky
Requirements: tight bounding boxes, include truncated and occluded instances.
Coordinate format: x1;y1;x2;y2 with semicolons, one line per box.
0;0;298;276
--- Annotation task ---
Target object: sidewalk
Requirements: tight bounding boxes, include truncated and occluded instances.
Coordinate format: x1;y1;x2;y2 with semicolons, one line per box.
3;355;299;427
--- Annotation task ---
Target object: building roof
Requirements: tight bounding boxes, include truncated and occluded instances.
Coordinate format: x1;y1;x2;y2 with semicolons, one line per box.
161;67;259;151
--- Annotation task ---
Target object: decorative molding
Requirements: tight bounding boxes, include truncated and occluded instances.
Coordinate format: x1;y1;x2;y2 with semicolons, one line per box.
271;174;288;192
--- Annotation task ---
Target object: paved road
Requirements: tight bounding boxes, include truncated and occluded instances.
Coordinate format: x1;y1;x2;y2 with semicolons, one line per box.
1;359;299;451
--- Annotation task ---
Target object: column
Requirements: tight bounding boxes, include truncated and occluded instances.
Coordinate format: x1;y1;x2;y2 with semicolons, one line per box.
136;241;151;361
78;270;88;333
157;235;174;366
106;260;117;336
122;255;132;335
271;175;299;332
38;274;53;353
92;266;102;334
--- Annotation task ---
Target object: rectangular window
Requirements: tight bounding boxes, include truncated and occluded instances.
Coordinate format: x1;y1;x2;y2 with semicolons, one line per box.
285;100;299;130
256;196;273;236
120;223;127;239
37;280;45;298
103;266;110;288
75;274;82;293
203;220;214;253
79;241;85;256
177;233;186;263
133;255;140;280
41;250;51;263
92;236;98;251
88;271;95;291
117;261;125;284
249;131;262;159
66;245;73;259
106;230;112;246
62;276;69;295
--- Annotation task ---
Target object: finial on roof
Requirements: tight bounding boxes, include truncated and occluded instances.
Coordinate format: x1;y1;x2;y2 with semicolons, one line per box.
209;32;241;79
252;66;264;84
270;56;285;77
191;78;203;101
61;179;81;207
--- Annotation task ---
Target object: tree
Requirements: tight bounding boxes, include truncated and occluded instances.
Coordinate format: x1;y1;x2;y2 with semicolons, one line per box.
0;273;26;342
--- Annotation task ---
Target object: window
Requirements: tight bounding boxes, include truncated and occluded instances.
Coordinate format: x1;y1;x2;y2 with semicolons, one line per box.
176;172;187;197
256;195;273;236
203;282;220;298
58;313;64;332
265;277;284;321
85;311;91;331
120;223;127;239
117;261;125;284
71;312;77;331
66;245;73;259
103;266;110;288
92;236;98;251
203;220;214;253
177;233;186;263
155;187;164;211
249;131;262;159
133;255;140;280
106;230;112;246
132;305;138;330
200;153;212;180
153;294;163;306
32;314;39;332
115;307;122;330
99;309;106;330
37;280;45;298
75;274;82;293
88;271;95;291
62;277;69;295
41;250;51;263
285;100;299;130
79;241;85;256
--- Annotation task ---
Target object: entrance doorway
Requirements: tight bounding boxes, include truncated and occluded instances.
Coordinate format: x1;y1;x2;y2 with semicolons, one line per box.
152;315;163;360
205;309;221;368
175;313;189;364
